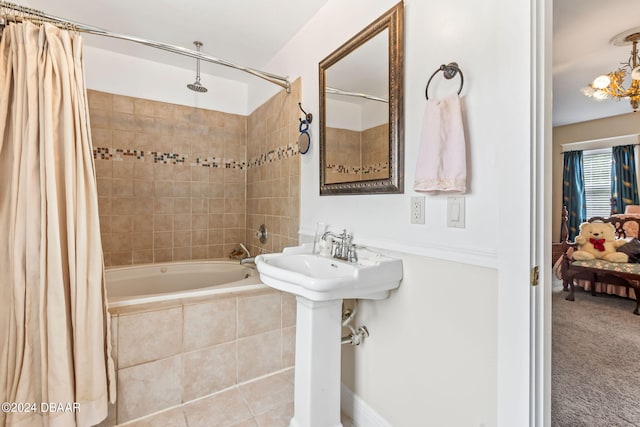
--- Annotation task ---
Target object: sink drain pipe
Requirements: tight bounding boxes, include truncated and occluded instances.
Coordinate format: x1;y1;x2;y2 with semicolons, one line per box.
341;300;369;346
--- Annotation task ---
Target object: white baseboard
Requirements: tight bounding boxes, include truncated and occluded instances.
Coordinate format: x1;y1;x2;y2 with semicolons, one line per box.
341;384;391;427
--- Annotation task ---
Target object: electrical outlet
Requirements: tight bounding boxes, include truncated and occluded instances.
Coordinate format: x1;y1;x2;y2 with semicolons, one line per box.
410;196;425;224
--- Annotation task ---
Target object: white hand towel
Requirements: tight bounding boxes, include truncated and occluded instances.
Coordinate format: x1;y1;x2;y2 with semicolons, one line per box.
414;94;467;193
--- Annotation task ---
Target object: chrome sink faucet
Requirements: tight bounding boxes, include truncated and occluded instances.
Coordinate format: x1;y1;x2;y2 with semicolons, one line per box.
321;229;357;262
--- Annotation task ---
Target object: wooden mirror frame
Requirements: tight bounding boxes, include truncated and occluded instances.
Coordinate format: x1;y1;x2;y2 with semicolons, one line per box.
319;2;404;195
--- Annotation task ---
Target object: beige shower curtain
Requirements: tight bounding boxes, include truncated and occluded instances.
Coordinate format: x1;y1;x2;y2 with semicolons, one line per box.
0;22;115;427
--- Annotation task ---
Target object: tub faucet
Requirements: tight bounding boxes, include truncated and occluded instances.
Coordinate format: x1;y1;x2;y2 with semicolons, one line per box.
238;244;255;265
322;229;354;261
239;243;251;258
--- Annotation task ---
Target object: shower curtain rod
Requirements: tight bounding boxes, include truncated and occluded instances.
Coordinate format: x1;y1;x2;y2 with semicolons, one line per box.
0;1;291;93
326;86;388;103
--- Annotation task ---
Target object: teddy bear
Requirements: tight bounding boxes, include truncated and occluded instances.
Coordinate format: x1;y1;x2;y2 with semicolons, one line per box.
572;221;629;263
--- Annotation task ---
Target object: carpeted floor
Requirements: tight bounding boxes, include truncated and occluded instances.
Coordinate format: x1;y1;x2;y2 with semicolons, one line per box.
553;280;640;426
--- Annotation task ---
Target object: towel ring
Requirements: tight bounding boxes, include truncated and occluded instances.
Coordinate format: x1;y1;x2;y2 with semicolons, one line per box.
425;62;464;100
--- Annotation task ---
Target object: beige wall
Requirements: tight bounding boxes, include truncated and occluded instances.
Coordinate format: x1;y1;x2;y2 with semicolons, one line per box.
91;81;300;266
552;112;640;241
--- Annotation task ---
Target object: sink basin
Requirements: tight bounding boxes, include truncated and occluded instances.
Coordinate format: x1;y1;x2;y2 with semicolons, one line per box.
255;245;402;301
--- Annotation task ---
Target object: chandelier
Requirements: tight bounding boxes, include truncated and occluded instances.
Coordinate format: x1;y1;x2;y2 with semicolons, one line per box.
581;29;640;112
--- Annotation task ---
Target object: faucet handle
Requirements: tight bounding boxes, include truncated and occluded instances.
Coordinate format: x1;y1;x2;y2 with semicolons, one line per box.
347;244;358;263
331;240;342;259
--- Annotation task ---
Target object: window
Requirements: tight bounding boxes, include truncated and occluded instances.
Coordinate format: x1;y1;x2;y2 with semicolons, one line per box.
583;148;611;218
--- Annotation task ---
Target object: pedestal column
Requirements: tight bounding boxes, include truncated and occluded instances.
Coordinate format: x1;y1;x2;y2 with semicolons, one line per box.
289;297;343;427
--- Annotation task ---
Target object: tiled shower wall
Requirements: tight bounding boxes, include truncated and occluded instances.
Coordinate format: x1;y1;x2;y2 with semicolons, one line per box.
362;123;390;181
90;81;300;266
325;127;361;183
325;123;389;183
246;79;301;256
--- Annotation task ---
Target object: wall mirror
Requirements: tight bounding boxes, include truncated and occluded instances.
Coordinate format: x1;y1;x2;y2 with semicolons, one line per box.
319;2;404;195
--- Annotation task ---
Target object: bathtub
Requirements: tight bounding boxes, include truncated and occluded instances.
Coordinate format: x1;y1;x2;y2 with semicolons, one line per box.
103;260;295;425
106;260;266;308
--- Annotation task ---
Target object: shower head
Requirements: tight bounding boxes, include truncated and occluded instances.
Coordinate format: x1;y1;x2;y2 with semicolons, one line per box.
187;80;208;93
187;41;208;93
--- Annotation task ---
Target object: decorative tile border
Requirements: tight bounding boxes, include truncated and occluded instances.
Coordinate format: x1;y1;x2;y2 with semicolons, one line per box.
246;142;299;168
194;156;244;169
326;161;389;175
93;142;298;170
94;147;145;160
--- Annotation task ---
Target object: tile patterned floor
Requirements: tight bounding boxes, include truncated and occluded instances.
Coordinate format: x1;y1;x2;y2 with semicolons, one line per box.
117;369;354;427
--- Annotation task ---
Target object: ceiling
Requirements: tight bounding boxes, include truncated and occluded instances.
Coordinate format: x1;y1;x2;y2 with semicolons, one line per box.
9;1;640;127
553;0;640;126
13;0;329;84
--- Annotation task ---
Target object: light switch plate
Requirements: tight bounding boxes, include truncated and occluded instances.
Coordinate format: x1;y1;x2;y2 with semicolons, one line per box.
447;197;465;228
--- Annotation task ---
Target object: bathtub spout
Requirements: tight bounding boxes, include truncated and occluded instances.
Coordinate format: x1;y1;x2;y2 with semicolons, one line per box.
238;244;254;265
240;256;256;265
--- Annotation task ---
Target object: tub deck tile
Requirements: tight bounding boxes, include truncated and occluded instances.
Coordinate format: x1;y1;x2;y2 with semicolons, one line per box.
117;355;182;423
117;307;182;368
238;293;282;338
183;342;237;401
183;298;236;351
237;330;281;383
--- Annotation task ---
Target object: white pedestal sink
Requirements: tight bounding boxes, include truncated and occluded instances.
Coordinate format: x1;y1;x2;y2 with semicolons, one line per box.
255;245;402;427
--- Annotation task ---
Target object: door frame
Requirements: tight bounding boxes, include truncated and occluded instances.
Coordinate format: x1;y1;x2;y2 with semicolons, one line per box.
496;0;551;425
532;0;553;425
